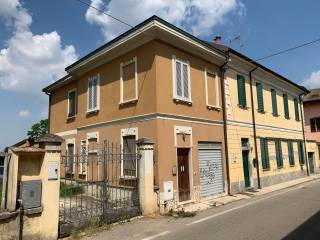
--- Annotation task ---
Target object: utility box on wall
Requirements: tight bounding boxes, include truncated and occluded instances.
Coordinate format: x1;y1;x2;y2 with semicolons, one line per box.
20;180;42;209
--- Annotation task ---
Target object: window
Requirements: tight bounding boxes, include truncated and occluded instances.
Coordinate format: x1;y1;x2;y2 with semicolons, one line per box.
121;128;138;177
173;56;191;102
310;117;320;132
298;141;305;165
260;138;270;170
66;141;75;174
288;141;295;166
283;93;289;119
204;69;220;108
87;132;99;153
275;139;283;168
294;97;300;121
256;83;264;112
120;57;138;104
68;89;77;118
87;74;100;112
237;75;246;108
271;89;278;116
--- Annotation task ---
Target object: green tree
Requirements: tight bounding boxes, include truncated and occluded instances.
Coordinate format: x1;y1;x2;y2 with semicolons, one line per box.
27;119;49;139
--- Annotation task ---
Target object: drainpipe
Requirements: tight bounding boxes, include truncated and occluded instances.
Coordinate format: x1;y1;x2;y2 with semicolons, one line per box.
249;67;261;189
220;58;231;194
299;94;310;176
45;92;51;133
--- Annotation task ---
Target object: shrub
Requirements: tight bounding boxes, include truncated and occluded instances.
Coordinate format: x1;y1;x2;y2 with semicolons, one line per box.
60;182;85;198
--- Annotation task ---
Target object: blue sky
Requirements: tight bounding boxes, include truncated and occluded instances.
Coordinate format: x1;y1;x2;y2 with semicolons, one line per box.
0;0;320;150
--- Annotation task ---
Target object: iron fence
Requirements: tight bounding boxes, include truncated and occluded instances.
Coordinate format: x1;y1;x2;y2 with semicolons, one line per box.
59;140;140;228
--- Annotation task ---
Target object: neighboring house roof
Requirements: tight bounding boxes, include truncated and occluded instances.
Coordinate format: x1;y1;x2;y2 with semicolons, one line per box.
303;88;320;103
35;133;64;144
9;147;45;154
206;41;308;94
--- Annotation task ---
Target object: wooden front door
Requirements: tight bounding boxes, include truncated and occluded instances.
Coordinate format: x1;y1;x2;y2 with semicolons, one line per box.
177;148;190;202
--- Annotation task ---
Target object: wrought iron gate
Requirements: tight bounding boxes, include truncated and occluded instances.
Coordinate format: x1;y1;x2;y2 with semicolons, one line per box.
59;140;140;229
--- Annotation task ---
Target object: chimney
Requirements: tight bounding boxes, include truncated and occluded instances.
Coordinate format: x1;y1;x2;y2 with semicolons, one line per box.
214;36;222;44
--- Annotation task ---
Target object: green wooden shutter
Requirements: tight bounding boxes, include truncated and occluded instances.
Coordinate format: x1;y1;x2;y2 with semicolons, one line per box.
275;139;283;168
298;141;305;165
288;141;295;166
237;75;246;108
260;138;270;169
271;89;278;116
256;83;264;112
294;97;300;121
283;94;289;119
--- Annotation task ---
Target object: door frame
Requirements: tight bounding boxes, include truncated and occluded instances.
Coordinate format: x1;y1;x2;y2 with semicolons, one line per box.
241;138;253;189
176;147;193;203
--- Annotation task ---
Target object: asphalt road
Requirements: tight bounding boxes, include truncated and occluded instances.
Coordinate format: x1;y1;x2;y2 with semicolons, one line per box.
85;179;320;240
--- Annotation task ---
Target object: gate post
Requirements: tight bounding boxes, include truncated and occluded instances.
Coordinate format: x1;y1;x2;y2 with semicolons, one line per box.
137;138;157;215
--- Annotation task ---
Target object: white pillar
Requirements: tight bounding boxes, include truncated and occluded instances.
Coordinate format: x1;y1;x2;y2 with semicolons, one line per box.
137;138;157;215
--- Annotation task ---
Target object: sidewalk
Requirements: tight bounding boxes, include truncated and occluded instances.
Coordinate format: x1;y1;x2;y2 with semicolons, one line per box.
183;174;320;212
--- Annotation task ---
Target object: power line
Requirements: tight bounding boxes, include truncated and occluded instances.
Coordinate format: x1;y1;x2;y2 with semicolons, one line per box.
75;0;320;63
254;37;320;62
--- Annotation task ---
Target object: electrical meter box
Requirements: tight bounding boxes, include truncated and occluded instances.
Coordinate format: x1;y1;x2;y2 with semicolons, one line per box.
20;180;42;209
48;161;59;180
163;181;173;201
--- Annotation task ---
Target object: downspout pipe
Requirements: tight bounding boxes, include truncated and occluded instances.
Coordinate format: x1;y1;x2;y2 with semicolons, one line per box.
45;92;51;134
299;94;310;176
220;58;231;194
249;67;261;189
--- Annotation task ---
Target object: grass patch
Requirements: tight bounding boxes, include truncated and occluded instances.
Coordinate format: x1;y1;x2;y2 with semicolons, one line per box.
60;182;85;198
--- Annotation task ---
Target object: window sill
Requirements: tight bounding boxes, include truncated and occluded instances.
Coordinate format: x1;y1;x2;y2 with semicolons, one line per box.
173;98;192;105
119;98;138;106
207;105;221;111
272;113;280;117
238;105;249;110
262;168;270;172
289;165;295;167
86;109;99;115
66;115;76;121
257;110;266;114
120;175;137;180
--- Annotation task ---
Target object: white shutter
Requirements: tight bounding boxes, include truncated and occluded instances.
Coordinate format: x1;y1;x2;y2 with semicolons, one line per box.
93;77;98;109
176;61;182;97
182;63;189;99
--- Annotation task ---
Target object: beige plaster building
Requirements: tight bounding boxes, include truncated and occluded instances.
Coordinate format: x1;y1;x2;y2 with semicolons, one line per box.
44;16;229;208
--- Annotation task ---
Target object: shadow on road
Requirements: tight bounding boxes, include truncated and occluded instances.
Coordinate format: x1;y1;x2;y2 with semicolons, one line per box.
282;211;320;240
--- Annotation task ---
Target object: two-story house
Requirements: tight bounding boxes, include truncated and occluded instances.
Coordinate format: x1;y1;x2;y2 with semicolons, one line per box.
208;40;318;193
43;16;229;208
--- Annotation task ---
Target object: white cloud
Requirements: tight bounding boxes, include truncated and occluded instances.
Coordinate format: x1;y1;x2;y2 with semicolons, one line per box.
18;109;30;118
302;70;320;89
0;0;78;98
85;0;245;41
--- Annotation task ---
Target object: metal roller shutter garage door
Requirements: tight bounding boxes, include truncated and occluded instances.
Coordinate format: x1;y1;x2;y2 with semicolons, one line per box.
198;142;224;197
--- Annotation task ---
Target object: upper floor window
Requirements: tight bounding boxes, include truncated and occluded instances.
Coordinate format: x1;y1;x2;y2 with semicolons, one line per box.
310;117;320;132
87;74;100;112
256;82;264;112
120;57;138;104
237;74;247;108
68;89;77;118
204;69;220;109
271;89;278;116
294;97;300;121
283;93;289;119
172;55;191;102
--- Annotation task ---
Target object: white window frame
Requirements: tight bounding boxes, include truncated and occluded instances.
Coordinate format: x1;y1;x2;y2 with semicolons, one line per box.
86;131;99;153
120;57;138;104
87;74;100;113
67;88;77;118
66;138;76;174
204;68;221;110
120;127;138;178
172;55;192;103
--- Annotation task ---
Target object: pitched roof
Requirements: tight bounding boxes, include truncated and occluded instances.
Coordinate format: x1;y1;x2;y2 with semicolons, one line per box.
35;133;64;143
303;88;320;103
205;41;308;93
